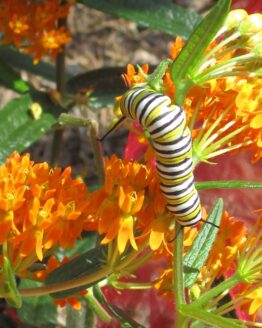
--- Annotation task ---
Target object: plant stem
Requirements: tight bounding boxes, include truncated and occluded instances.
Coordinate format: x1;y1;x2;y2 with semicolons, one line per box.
85;288;112;323
90;120;105;185
112;281;153;290
173;222;186;328
179;304;245;328
196;180;262;190
19;247;144;297
50;14;67;167
193;273;241;307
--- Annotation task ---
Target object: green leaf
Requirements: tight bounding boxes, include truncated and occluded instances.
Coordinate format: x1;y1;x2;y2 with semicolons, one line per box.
171;0;231;83
196;180;262;190
18;279;57;326
0;57;29;93
184;199;223;288
0;92;63;164
78;0;201;39
0;46;72;82
0;257;22;308
45;246;107;299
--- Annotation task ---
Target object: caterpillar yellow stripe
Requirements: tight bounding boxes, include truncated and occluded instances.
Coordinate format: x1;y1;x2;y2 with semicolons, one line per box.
120;87;202;227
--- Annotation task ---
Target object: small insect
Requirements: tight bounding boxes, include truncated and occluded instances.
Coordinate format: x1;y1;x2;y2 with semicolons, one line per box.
119;87;202;227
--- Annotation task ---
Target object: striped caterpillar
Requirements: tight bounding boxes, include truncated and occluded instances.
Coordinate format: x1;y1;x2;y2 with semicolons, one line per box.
119;87;202;227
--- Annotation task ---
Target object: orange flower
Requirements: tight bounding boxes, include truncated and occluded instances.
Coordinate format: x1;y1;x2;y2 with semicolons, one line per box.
88;155;173;254
120;11;261;164
0;0;73;63
0;152;90;276
122;64;149;87
245;288;262;319
196;212;247;293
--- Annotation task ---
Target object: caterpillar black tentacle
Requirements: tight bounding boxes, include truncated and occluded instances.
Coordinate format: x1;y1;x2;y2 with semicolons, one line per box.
120;87;202;227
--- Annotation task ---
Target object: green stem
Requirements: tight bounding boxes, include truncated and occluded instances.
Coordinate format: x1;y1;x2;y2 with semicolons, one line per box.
191;31;240;75
196;180;262;190
50;127;64;167
50;14;67;167
173;222;186;328
204;140;252;159
195;52;255;83
179;304;245;328
118;249;152;275
193;273;241;308
19;247;142;297
84;288;112;323
58;113;93;127
112;281;152;290
90;120;105;186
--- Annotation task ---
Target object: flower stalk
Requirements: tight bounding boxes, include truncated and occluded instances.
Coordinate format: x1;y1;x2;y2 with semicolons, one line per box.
173;222;186;327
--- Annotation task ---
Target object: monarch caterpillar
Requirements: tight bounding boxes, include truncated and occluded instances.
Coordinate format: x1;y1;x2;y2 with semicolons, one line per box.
119;87;202;227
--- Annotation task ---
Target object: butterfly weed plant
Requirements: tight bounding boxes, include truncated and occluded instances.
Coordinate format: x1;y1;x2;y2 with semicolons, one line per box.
0;0;261;327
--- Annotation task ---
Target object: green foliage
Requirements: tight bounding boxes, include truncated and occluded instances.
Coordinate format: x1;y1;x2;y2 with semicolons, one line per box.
78;0;201;39
18;280;57;327
0;257;21;308
0;46;64;82
0;92;63;163
0;58;29;94
171;0;231;104
184;199;223;287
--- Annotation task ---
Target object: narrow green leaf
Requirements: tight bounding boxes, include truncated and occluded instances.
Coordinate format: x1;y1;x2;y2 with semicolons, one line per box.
45;246;107;299
171;0;231;83
78;0;201;39
18;279;57;326
0;46;54;82
0;92;63;164
0;58;29;93
0;46;72;82
184;199;223;287
196;180;262;190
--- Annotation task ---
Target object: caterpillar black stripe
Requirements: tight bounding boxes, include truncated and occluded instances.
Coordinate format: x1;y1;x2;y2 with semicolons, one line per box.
120;87;202;227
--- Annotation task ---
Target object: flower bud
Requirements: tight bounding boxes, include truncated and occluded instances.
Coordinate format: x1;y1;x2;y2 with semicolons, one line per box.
225;10;248;30
239;14;262;35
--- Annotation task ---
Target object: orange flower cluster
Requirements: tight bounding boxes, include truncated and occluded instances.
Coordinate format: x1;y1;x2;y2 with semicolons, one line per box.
121;11;262;163
0;152;89;276
87;155;173;254
0;0;73;63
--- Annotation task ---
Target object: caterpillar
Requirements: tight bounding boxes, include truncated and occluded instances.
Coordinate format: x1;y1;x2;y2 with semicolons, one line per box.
119;87;202;227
